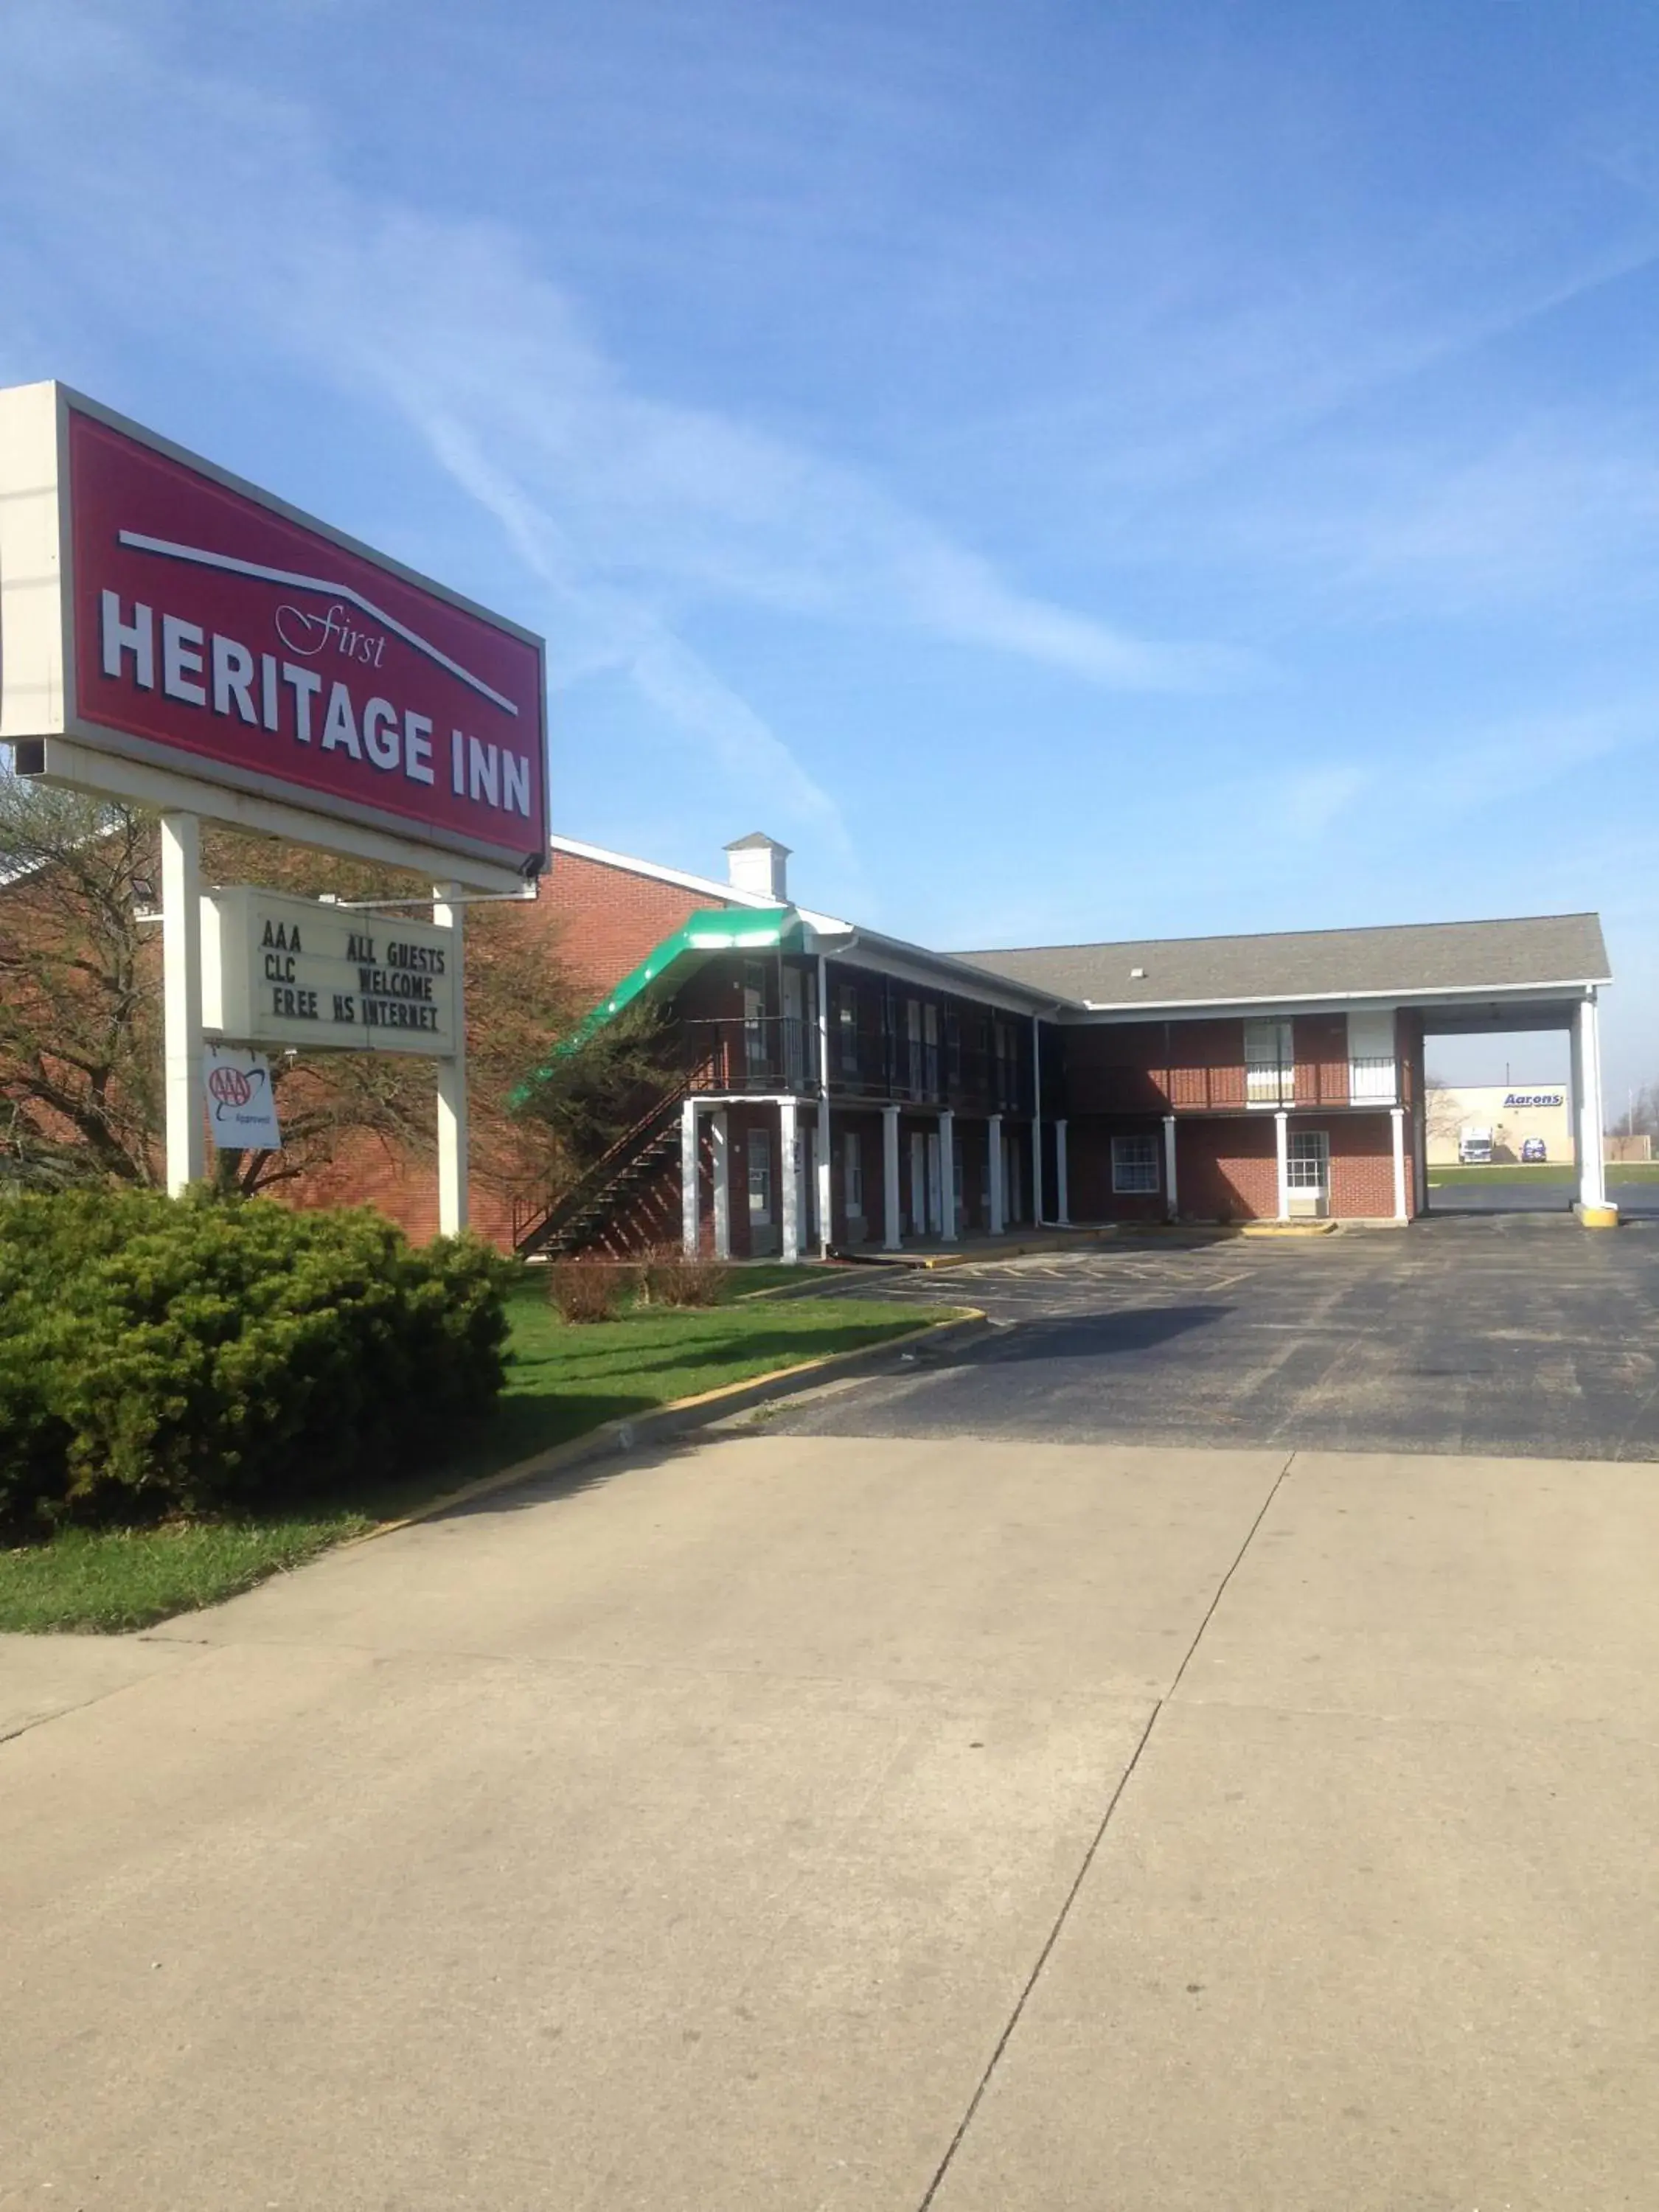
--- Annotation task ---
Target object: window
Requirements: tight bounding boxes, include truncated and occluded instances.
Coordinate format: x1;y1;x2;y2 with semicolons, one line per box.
837;984;859;1078
945;1012;962;1089
1112;1133;1161;1194
906;999;923;1094
844;1132;863;1216
747;1128;773;1224
1287;1130;1329;1192
1245;1018;1293;1105
743;961;767;1072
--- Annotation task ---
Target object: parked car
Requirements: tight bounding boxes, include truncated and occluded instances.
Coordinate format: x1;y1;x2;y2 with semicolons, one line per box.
1521;1137;1548;1164
1458;1127;1494;1164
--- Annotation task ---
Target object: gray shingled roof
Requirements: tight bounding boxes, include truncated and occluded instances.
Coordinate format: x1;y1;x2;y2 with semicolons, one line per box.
953;913;1610;1009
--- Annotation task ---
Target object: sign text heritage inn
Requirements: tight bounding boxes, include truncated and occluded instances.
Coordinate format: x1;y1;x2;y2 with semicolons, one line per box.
0;381;1613;1248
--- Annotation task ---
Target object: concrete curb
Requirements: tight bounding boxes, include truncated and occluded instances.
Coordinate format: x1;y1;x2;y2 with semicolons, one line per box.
356;1308;988;1542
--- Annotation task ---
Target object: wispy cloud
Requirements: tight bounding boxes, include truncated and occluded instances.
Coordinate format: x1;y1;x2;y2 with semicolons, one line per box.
0;0;1242;864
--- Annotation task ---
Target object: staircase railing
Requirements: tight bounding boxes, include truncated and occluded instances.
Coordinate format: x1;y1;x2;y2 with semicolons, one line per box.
511;1088;685;1256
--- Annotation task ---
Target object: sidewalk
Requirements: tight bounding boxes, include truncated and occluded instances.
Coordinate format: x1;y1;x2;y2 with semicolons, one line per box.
4;1433;1655;2210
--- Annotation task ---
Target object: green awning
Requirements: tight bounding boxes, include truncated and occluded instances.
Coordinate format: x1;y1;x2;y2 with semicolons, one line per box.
512;905;804;1102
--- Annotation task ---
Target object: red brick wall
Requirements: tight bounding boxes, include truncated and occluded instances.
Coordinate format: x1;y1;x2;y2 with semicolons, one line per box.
1176;1116;1278;1220
1065;1121;1167;1222
288;1131;520;1248
1321;1112;1402;1219
1293;1015;1349;1107
1167;1020;1249;1112
541;849;735;1001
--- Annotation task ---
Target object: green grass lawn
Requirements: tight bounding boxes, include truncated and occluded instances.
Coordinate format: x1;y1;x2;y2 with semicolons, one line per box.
0;1281;939;1635
1427;1161;1659;1186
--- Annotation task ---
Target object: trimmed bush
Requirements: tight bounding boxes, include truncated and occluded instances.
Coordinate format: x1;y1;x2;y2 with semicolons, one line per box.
0;1190;512;1538
544;1256;636;1324
640;1246;731;1308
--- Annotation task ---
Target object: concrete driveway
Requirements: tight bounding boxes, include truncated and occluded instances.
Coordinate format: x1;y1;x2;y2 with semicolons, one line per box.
6;1411;1659;2208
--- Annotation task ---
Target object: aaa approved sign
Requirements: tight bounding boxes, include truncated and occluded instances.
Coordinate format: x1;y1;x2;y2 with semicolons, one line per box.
203;1047;282;1151
201;886;462;1057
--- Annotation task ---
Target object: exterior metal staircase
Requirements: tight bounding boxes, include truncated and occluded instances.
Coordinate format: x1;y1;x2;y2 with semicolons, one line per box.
512;1091;684;1260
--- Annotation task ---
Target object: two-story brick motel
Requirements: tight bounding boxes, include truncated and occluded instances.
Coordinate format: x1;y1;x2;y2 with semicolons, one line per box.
309;830;1614;1256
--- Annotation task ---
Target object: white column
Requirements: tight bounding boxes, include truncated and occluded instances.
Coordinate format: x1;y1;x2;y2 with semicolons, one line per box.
882;1106;902;1250
710;1109;731;1260
1274;1109;1290;1222
1056;1120;1070;1226
779;1099;801;1263
1163;1114;1178;1222
433;883;467;1234
680;1096;699;1256
816;952;833;1259
816;1096;832;1259
988;1114;1005;1235
1390;1105;1408;1222
1031;1014;1045;1225
1574;995;1610;1211
939;1110;956;1241
161;811;206;1195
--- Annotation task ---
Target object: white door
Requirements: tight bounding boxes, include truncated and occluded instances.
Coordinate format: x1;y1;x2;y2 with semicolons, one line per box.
910;1132;928;1235
925;1132;943;1234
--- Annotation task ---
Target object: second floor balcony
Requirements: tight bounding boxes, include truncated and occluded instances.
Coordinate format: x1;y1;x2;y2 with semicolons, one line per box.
1068;1054;1399;1116
683;1015;1031;1113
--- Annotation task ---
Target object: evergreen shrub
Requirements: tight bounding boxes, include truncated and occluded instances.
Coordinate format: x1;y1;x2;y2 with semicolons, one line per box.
0;1190;511;1538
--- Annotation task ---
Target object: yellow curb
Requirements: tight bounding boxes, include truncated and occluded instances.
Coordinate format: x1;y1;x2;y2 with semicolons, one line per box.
1238;1220;1340;1238
908;1230;1116;1271
352;1307;986;1543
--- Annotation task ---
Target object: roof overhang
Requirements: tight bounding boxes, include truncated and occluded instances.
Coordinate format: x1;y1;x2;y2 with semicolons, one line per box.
1070;978;1607;1022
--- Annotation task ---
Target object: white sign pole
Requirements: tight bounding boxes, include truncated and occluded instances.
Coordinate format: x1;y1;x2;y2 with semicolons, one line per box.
161;810;206;1193
434;884;468;1235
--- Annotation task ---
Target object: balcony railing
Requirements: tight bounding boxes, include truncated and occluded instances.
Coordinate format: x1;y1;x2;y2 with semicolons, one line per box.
684;1016;821;1095
1066;1057;1399;1115
684;1016;1031;1112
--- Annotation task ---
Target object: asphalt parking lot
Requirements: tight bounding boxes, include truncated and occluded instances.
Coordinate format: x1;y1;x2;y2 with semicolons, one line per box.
774;1214;1659;1460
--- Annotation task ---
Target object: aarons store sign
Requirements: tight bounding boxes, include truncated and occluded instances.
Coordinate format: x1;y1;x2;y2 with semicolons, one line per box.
0;383;548;883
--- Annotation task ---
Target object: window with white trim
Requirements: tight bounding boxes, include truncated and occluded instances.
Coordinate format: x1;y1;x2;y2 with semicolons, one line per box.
747;1128;773;1223
843;1132;863;1216
1286;1130;1329;1191
1111;1133;1161;1194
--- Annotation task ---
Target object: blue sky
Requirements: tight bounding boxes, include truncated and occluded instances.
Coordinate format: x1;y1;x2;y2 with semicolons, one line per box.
3;0;1656;1095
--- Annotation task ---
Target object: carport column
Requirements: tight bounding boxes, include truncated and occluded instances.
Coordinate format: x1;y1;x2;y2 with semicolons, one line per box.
882;1106;902;1250
1031;1014;1045;1225
680;1097;700;1256
779;1098;801;1263
1055;1120;1070;1226
1164;1114;1178;1222
988;1114;1005;1235
1274;1109;1290;1222
710;1109;731;1260
815;951;832;1259
939;1110;956;1240
1390;1105;1408;1222
1573;993;1609;1211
